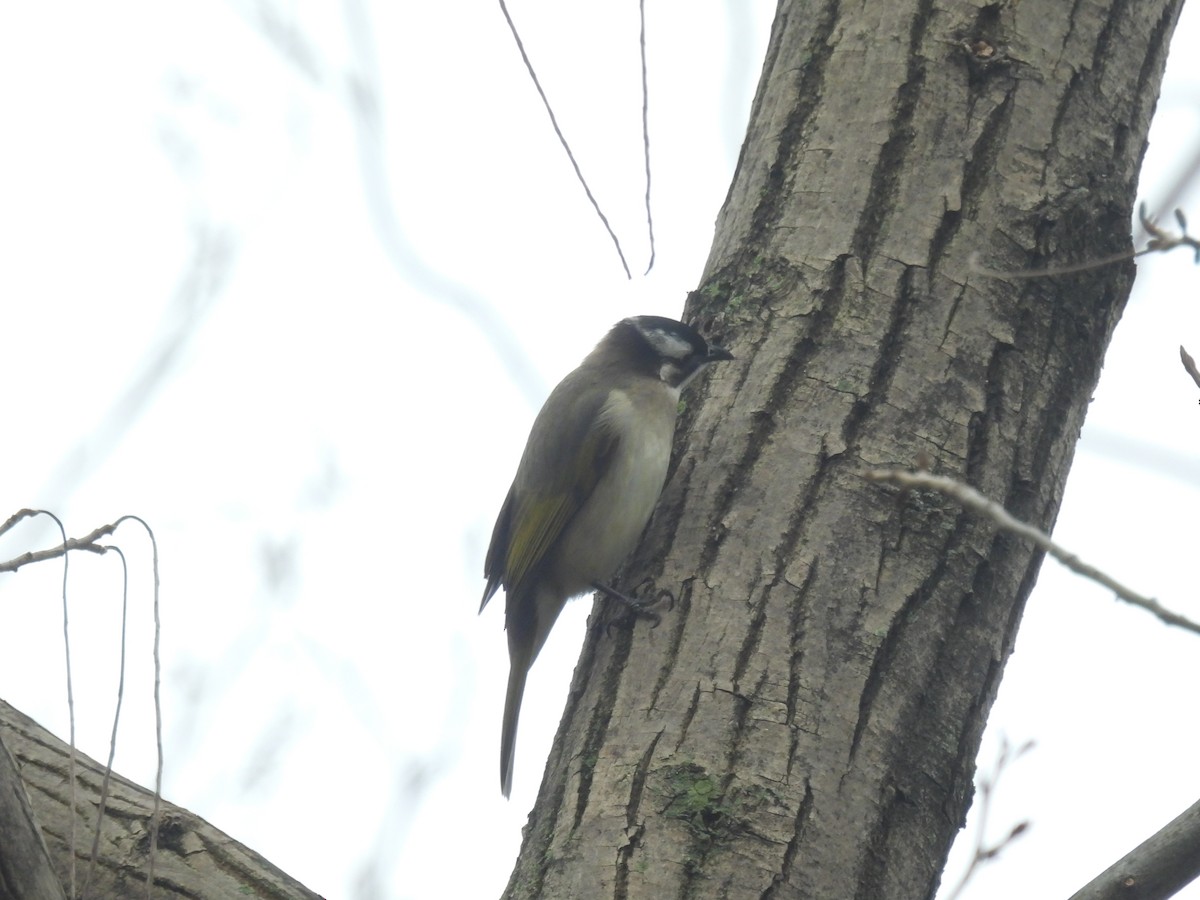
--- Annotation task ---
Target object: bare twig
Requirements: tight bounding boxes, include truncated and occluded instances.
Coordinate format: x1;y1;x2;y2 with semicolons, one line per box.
0;510;165;894
0;508;39;541
497;0;632;279
943;736;1033;900
0;515;119;573
862;468;1200;636
32;509;81;900
1142;206;1200;259
968;246;1146;280
639;0;656;275
82;544;128;900
969;203;1199;280
115;515;164;900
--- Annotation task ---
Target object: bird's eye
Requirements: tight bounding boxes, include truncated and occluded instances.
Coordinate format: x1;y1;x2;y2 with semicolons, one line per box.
645;329;695;361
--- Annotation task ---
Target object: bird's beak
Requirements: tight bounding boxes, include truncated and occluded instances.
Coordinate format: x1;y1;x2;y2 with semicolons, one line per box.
708;344;734;362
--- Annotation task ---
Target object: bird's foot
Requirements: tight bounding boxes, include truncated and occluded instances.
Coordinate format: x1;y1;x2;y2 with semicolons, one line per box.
595;581;674;631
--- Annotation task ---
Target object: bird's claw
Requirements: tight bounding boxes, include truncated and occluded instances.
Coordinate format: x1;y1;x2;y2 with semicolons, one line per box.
597;582;676;635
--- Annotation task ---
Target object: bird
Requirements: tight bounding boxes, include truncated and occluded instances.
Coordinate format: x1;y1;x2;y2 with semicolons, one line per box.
480;315;733;796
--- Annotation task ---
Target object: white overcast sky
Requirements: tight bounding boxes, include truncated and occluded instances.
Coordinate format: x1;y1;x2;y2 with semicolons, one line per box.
2;3;1199;899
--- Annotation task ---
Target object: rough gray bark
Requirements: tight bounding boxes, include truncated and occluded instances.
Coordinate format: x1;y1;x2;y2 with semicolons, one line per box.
505;0;1183;898
0;724;66;900
0;700;322;900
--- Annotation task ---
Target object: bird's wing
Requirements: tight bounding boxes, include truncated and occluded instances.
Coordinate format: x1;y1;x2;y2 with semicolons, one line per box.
503;418;617;594
480;486;514;612
480;373;618;611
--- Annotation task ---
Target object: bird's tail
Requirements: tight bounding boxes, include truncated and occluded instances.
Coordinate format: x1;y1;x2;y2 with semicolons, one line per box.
500;654;529;798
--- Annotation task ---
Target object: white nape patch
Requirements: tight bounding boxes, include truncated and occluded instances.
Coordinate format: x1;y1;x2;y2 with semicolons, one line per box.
641;326;694;361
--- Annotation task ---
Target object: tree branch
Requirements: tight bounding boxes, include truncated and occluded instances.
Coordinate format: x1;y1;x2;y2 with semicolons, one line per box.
0;699;323;899
1068;796;1200;900
0;511;116;574
862;468;1200;636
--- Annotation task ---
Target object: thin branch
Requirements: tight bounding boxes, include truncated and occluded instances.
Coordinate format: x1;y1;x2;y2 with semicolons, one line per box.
0;508;39;541
0;510;165;893
943;736;1033;900
0;515;118;573
32;509;81;900
113;515;163;899
970;203;1199;280
639;0;656;275
862;468;1200;636
82;544;128;900
1142;207;1200;257
497;0;632;279
968;245;1152;279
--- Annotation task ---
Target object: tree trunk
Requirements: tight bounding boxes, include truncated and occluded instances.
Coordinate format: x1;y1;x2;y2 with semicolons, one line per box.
505;0;1182;897
0;700;322;900
0;717;65;900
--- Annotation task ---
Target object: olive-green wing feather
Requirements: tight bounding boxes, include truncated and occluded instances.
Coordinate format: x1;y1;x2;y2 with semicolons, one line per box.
481;379;617;609
481;487;515;612
503;423;616;593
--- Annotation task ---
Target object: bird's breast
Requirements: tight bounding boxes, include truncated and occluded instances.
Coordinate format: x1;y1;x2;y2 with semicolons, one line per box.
552;386;677;592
